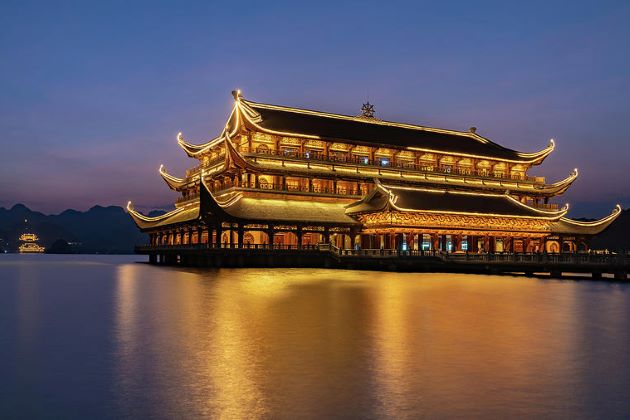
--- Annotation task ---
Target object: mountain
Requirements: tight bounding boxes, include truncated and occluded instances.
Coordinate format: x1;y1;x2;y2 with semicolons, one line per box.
0;204;147;254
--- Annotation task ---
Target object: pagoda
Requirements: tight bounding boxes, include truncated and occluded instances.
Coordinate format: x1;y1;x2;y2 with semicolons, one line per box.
18;233;45;254
128;90;620;256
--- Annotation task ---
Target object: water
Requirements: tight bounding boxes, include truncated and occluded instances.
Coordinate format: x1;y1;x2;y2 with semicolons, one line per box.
1;255;630;419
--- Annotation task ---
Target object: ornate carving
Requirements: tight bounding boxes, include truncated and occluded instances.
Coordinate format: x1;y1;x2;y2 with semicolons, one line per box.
359;211;552;234
360;102;375;118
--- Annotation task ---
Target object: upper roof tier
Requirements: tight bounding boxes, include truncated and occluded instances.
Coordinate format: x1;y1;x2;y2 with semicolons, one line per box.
238;95;554;163
178;91;555;164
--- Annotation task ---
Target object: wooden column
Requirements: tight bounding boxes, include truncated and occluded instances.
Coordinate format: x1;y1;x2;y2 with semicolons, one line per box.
297;226;303;249
267;225;275;247
237;224;244;249
215;224;222;248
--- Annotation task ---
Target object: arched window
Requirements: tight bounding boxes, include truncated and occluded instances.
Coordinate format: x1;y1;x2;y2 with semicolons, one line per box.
243;233;255;246
546;241;560;253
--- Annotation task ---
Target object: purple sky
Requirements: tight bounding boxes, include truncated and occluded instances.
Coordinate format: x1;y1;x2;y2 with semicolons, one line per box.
1;0;629;217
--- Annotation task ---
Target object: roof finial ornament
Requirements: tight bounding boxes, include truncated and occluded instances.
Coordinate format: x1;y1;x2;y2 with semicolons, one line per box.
231;89;242;100
361;101;375;119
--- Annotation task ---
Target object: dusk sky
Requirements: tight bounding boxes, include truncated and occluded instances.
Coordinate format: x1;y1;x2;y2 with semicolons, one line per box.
1;0;629;217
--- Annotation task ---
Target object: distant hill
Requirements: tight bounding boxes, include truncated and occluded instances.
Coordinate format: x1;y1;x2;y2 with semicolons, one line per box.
0;204;151;254
591;209;630;251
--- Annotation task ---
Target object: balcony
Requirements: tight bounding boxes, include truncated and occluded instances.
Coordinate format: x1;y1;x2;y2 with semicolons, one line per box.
186;153;227;177
216;182;362;197
526;202;560;211
239;147;544;184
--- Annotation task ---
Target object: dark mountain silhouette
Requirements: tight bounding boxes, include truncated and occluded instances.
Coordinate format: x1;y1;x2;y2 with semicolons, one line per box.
0;204;148;254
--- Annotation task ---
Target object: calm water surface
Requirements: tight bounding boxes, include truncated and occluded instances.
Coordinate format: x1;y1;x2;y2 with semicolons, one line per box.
1;255;630;419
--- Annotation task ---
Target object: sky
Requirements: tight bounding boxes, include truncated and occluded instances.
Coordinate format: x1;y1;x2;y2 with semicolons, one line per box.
1;0;629;217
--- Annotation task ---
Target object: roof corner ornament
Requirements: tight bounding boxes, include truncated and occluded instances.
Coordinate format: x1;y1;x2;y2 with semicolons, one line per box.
231;89;242;101
360;101;375;119
469;126;477;134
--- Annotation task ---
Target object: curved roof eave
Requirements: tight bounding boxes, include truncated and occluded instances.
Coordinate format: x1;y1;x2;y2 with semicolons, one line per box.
159;165;187;190
127;201;200;231
176;103;241;158
554;205;623;235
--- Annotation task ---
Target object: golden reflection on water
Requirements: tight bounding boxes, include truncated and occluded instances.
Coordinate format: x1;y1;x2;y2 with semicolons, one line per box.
113;266;627;418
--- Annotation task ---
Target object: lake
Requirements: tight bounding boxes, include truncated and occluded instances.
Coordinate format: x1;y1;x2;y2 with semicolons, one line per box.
1;255;630;418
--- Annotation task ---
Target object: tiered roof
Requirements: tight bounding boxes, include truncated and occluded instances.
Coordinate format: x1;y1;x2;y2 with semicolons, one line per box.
178;91;556;164
128;90;621;237
240;99;555;163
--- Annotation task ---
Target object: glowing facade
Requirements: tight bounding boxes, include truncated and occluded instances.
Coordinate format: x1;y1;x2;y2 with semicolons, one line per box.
129;90;620;253
18;233;45;253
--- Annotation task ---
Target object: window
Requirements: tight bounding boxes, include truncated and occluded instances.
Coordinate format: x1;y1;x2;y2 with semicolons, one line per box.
422;234;432;251
283;148;297;157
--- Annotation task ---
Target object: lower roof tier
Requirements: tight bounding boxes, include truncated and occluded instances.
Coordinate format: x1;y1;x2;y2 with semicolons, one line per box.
128;179;621;237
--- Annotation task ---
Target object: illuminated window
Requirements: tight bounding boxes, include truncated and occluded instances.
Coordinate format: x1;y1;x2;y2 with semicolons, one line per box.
283;148;297;157
422;234;431;250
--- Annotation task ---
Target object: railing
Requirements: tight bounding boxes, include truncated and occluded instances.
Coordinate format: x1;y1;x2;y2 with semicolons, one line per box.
176;194;200;204
186;154;227;177
138;243;331;252
525;202;560;210
179;147;547;188
137;243;630;267
239;182;361;196
240;147;543;183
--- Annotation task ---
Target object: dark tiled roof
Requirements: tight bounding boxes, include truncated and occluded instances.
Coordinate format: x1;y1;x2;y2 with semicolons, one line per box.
246;100;524;160
347;185;562;218
390;187;543;217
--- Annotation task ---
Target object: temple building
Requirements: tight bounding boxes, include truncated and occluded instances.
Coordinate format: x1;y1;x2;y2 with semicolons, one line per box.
129;90;620;255
18;233;45;254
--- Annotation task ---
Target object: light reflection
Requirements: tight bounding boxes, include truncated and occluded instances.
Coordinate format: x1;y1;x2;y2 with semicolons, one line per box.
112;267;628;418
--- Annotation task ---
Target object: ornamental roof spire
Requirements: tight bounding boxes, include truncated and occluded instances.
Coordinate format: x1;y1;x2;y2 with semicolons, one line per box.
360;101;375;119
